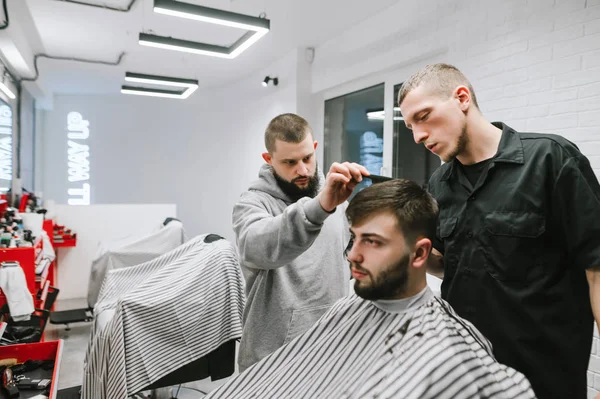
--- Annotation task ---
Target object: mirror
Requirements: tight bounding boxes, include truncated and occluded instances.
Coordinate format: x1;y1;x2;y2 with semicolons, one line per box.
0;99;12;193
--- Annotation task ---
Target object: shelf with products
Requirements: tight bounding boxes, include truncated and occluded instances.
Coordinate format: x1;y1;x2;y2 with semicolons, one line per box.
0;193;75;347
42;220;77;248
0;222;69;312
0;237;43;295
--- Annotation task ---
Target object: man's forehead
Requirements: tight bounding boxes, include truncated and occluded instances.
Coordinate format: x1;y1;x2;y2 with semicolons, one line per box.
400;85;435;113
272;138;313;158
350;211;399;236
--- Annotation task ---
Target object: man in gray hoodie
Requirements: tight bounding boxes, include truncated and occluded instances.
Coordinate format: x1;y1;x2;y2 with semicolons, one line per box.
233;113;368;371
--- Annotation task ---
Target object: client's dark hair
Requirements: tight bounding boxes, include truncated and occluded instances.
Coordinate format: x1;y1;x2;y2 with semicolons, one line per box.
346;179;438;244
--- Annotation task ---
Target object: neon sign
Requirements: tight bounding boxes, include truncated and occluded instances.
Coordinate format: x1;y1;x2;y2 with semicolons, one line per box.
0;104;12;192
67;112;91;205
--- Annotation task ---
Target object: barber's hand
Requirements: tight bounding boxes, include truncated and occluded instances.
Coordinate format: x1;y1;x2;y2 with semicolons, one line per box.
426;248;444;279
318;162;369;212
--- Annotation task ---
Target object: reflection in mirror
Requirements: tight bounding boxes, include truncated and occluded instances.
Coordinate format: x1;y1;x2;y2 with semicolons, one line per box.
324;84;385;201
0;100;11;193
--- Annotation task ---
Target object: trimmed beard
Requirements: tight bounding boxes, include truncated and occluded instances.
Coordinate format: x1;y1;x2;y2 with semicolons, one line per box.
273;165;320;203
351;252;410;300
442;122;468;162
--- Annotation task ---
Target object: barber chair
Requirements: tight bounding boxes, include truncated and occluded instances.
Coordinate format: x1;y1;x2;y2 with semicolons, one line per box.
137;339;236;398
50;217;183;331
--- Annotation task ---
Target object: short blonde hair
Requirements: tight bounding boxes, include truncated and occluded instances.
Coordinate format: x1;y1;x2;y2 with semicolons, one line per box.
397;63;479;109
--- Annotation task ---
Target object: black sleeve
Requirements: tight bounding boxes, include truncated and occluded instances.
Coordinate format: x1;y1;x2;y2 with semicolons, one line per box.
552;154;600;270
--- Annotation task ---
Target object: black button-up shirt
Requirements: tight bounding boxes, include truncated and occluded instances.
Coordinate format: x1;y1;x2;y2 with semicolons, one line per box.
428;122;600;399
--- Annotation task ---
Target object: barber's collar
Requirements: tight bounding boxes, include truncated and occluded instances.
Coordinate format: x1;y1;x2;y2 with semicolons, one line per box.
372;286;433;314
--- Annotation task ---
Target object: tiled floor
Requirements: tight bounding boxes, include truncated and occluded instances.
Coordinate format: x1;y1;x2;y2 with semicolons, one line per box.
47;298;237;398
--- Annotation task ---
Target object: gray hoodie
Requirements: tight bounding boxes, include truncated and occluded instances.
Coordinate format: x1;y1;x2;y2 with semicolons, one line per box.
233;164;351;371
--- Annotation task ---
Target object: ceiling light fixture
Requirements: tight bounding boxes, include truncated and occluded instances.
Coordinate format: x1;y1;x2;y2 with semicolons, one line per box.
139;33;232;59
144;0;270;59
121;72;198;99
0;71;15;100
366;107;403;121
0;81;15;100
262;76;278;87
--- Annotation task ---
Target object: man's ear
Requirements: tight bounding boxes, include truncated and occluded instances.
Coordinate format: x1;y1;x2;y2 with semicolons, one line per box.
262;152;272;164
455;85;471;112
313;141;318;150
411;237;432;269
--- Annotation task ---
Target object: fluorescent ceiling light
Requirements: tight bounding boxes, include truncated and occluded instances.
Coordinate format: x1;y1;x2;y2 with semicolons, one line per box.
144;0;270;59
139;33;232;59
121;86;188;99
366;107;403;121
0;82;16;100
154;0;269;31
125;72;198;88
366;110;385;120
121;72;199;99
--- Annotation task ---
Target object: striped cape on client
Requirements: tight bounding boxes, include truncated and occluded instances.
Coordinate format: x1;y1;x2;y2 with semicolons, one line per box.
83;234;245;399
206;287;535;399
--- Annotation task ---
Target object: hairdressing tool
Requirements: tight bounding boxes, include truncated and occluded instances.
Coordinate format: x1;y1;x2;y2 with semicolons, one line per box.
14;377;51;390
366;174;393;184
2;367;19;398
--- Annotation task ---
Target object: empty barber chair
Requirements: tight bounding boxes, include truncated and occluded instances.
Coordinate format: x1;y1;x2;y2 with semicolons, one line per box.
82;234;244;399
50;218;186;330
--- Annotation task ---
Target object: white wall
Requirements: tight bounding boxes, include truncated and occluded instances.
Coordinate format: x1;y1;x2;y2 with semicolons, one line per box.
309;0;600;396
40;49;305;242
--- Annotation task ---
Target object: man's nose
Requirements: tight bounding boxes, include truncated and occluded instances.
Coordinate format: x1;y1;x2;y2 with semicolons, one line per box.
296;163;309;176
413;128;428;144
346;242;362;263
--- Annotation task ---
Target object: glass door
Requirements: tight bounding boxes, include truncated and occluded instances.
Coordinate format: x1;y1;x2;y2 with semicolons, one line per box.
392;83;440;186
324;84;386;196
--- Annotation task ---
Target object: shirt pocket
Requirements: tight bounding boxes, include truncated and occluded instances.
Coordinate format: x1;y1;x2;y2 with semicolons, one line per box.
438;217;459;275
439;217;458;239
483;211;546;281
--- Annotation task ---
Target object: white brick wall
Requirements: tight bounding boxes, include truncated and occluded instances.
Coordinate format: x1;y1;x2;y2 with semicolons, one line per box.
457;0;600;179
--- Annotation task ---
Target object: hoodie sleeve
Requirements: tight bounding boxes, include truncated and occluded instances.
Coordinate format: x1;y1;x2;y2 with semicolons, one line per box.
232;192;334;270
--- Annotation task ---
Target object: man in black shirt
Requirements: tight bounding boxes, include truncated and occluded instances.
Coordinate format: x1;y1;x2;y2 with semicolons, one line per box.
397;63;600;399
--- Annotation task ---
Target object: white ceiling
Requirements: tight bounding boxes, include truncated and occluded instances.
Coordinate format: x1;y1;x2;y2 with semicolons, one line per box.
16;0;399;95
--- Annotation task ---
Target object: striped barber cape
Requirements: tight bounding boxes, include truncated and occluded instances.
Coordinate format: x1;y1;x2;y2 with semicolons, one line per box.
206;287;535;399
87;220;187;308
82;234;245;399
